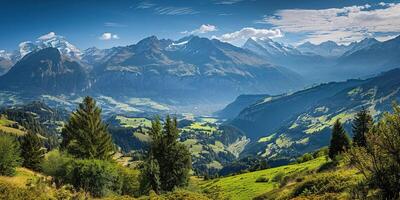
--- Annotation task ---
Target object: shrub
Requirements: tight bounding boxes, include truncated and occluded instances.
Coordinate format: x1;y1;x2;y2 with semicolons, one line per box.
41;150;73;186
160;189;211;200
0;134;21;176
316;161;336;172
272;172;285;183
255;176;269;183
292;173;353;197
280;176;292;188
312;147;329;158
63;159;122;197
118;166;140;196
296;153;314;164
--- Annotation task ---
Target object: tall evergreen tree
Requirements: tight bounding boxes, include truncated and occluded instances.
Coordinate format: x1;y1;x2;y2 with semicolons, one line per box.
141;116;191;193
0;134;21;176
61;96;115;160
329;119;351;160
352;108;373;147
20;131;46;171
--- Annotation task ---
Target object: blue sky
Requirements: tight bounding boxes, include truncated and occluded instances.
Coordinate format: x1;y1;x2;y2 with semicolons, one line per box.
1;0;399;51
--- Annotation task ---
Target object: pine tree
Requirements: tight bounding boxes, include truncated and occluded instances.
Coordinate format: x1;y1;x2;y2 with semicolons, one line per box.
61;96;115;160
139;155;161;194
329;119;351;160
0;134;21;176
352;108;373;147
20;131;45;171
141;115;191;193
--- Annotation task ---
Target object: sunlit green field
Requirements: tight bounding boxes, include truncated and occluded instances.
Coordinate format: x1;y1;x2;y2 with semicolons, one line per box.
200;157;327;200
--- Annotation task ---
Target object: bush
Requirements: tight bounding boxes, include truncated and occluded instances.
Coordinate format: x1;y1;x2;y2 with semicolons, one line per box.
0;177;85;200
63;159;122;197
272;172;285;183
312;147;329;158
41;150;72;186
159;189;211;200
292;173;353;197
316;161;336;172
297;153;314;164
0;134;21;176
117;166;140;196
255;176;269;183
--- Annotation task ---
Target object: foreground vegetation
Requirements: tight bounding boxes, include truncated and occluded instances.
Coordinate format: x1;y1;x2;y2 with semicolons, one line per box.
0;97;399;199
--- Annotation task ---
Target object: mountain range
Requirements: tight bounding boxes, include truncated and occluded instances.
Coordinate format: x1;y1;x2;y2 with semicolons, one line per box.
0;32;400;115
0;33;305;113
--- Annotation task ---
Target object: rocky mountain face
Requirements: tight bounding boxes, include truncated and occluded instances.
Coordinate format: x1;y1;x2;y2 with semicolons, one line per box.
215;94;272;119
244;36;400;84
332;36;400;80
0;47;88;94
226;68;400;160
0;50;14;75
91;35;304;105
297;41;351;57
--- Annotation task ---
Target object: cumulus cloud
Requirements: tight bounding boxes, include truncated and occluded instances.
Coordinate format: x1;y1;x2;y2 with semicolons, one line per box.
182;24;218;35
259;3;400;44
213;27;283;45
99;33;119;40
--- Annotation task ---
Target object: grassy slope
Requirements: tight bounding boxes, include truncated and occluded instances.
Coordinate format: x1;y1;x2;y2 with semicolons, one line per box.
0;117;25;136
200;157;326;200
0;168;39;187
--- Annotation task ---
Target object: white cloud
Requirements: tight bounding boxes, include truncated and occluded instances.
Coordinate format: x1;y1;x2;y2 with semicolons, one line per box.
135;1;198;15
183;24;218;35
136;1;156;9
213;27;283;45
104;22;127;27
153;6;198;15
260;3;400;44
214;0;243;5
99;33;119;40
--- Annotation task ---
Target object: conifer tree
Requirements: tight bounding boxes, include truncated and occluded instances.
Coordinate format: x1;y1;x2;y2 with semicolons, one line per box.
0;134;21;176
61;96;115;160
329;119;351;160
141;116;191;193
20;131;45;171
352;108;373;147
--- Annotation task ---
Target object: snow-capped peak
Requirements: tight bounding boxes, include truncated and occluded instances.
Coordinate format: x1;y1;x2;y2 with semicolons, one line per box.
0;50;12;60
38;32;57;40
16;32;82;60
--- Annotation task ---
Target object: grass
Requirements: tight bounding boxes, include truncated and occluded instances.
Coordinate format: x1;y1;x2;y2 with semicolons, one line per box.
302;112;355;134
0;116;26;136
200;157;327;200
258;133;276;143
183;122;217;133
0;168;39;187
116;116;152;129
